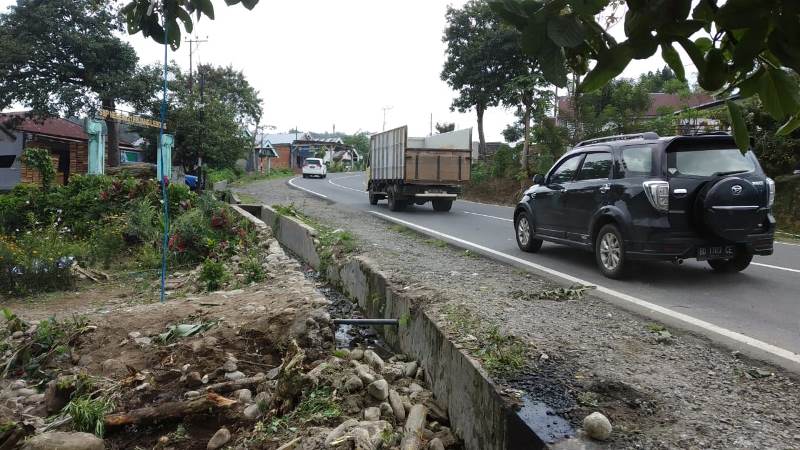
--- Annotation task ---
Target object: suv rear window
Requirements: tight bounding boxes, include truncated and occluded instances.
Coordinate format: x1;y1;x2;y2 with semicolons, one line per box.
620;146;653;177
667;148;755;177
306;159;322;165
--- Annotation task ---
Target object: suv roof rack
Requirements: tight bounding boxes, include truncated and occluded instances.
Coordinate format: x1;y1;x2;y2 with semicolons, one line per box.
576;132;660;147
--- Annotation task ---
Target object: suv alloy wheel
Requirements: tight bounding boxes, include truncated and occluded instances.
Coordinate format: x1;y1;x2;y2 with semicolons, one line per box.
515;212;543;252
595;224;628;278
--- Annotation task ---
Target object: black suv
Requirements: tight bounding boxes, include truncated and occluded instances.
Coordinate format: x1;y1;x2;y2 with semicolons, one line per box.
513;132;775;278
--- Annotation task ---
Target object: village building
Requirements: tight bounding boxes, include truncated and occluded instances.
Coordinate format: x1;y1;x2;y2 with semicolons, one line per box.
0;112;139;190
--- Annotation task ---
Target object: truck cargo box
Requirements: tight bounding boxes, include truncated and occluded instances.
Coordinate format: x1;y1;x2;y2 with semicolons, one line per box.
370;126;472;184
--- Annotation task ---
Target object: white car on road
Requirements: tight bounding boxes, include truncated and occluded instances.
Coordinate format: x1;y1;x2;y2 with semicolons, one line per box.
302;158;327;178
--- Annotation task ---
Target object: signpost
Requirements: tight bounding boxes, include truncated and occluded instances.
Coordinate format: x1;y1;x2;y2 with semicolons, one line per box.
99;109;165;130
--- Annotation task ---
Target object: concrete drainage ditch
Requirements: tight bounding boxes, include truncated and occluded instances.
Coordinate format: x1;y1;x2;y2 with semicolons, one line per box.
231;202;592;450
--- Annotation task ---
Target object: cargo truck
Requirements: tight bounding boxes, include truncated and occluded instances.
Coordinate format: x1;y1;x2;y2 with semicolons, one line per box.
367;126;472;212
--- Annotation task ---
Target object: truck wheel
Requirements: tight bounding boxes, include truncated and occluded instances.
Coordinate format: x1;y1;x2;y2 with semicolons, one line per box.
708;251;753;273
432;199;453;212
388;194;406;211
595;224;629;279
369;191;379;205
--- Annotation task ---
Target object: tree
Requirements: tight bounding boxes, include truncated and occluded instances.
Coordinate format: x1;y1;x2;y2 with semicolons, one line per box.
442;1;517;157
137;64;259;170
490;0;800;150
122;0;259;49
343;132;370;159
435;122;456;134
0;0;160;167
501;72;553;176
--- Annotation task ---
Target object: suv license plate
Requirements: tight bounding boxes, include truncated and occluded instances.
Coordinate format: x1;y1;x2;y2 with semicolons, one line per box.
697;245;735;261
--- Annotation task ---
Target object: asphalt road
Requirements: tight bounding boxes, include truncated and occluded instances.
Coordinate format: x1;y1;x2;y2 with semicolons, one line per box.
289;172;800;365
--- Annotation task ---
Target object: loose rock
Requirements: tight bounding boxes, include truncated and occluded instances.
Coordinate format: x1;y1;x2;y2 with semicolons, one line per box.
234;388;253;403
388;389;405;422
428;437;445;450
224;371;246;381
583;412;613;441
363;350;385;372
364;406;381;421
243;403;261;419
344;375;364;393
403;361;418;378
21;432;104;450
207;427;231;449
367;379;389;401
350;348;364;360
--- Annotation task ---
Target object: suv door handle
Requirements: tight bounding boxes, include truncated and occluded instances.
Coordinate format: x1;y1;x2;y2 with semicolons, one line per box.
599;183;611;193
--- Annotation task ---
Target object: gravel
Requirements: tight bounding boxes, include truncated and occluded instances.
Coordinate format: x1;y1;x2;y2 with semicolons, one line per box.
237;178;800;449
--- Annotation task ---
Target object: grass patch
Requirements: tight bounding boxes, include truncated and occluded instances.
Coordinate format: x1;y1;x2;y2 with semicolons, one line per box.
332;349;349;359
64;395;114;437
390;224;415;235
511;285;592;301
259;387;341;436
645;323;667;333
443;306;528;377
425;239;448;249
462;249;480;258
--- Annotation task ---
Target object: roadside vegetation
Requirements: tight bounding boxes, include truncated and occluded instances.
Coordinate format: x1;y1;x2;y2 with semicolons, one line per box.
0;156;259;297
207;167;294;186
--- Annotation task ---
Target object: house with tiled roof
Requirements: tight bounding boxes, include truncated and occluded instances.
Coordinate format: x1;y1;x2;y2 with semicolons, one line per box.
555;92;715;127
0;112;137;190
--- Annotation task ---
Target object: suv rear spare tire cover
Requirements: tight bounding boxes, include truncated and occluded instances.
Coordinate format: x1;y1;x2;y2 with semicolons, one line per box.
696;176;765;241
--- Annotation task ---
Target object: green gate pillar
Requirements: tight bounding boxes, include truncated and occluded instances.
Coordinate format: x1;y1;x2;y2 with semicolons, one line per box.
157;133;174;181
85;119;106;175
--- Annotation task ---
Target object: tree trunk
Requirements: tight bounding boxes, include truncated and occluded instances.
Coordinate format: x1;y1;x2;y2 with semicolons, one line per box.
102;98;120;167
104;392;236;428
476;105;486;159
521;101;532;181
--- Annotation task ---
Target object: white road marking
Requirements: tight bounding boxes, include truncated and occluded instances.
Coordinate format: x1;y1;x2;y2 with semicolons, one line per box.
462;211;513;222
752;262;800;273
287;177;328;199
328;174;366;193
776;241;800;247
369;210;800;368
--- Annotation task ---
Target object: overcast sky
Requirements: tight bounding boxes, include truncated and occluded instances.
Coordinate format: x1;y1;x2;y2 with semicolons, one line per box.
2;0;686;141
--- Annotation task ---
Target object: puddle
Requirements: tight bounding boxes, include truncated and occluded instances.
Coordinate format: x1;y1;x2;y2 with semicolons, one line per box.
515;396;574;444
302;268;394;359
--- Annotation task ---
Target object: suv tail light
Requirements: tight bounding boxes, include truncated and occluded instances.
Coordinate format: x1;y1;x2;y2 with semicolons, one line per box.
766;177;775;208
643;180;669;212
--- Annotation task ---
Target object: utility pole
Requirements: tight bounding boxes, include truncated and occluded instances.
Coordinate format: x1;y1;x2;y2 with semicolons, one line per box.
430;113;433;136
185;35;208;94
382;106;393;131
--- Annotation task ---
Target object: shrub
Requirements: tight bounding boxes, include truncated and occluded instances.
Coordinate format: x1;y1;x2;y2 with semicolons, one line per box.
87;223;126;269
124;199;160;245
0;228;88;295
21;147;56;191
199;258;228;291
241;255;266;284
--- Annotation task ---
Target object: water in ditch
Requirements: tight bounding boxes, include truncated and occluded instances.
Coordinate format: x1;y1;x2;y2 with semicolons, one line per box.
302;268;394;358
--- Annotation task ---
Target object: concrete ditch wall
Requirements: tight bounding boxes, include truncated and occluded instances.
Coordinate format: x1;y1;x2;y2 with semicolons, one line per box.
232;204;548;450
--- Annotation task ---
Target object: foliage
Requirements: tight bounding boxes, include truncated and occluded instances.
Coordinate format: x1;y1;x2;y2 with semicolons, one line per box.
442;1;519;152
137;64;259;170
64;395;114;437
490;0;800;150
198;258;228;291
774;175;800;234
124;199;161;245
1;314;90;380
207;167;242;185
0;227;87;295
122;0;260;49
740;101;800;177
88;222;126;269
21;148;55;191
241;254;266;284
480;326;527;375
342;132;370;161
260;387;341;436
435;122;456;134
0;0;160;165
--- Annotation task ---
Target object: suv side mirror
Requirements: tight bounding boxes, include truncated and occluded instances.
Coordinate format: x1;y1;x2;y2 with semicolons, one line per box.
532;174;544;185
